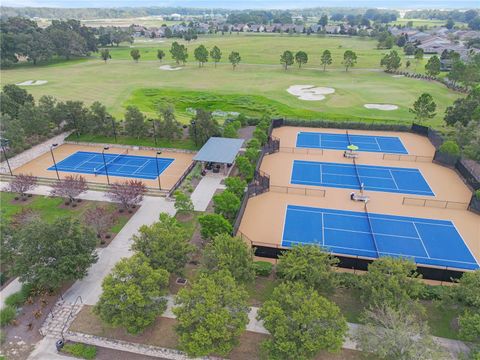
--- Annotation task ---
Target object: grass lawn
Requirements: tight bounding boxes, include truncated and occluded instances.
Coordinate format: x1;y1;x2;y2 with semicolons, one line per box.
1;34;460;126
67;133;199;151
0;192;130;238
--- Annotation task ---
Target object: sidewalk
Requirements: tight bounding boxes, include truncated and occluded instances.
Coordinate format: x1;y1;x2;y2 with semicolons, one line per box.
0;278;22;310
190;173;226;211
0;132;71;174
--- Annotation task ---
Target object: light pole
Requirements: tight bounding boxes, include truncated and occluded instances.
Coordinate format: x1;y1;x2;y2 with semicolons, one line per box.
0;139;13;176
149;119;157;146
190;120;197;147
155;151;162;190
110;117;117;143
102;146;110;185
50;143;60;180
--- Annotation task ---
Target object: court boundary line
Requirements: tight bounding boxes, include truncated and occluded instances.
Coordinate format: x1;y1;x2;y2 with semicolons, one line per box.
284;206;477;265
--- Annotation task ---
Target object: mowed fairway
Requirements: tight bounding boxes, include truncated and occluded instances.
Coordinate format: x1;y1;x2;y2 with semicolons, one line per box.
1;34;461;125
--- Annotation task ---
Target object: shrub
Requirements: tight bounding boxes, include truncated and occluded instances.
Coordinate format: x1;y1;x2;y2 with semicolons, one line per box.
62;343;97;360
336;272;361;289
0;306;16;327
439;140;460;156
0;273;5;287
475;189;480;200
253;261;273;276
5;291;27;308
419;285;449;301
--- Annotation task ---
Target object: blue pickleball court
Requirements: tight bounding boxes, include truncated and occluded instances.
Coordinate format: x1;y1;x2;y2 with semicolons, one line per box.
48;151;174;180
291;160;434;196
296;132;408;154
282;205;479;270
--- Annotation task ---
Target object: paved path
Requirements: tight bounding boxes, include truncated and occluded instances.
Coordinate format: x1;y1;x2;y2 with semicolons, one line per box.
190;173;226;211
0;132;71;174
0;278;22;310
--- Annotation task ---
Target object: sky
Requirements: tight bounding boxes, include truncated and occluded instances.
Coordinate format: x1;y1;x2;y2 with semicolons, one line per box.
1;0;479;9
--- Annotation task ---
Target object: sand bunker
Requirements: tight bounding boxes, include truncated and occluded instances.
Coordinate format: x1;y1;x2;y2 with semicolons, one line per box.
159;65;183;71
392;75;404;78
287;85;335;101
16;80;48;86
364;104;399;111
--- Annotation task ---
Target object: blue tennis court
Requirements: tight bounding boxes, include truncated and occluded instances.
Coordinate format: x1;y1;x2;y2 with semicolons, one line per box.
296;132;408;154
291;160;434;196
48;151;174;180
282;205;479;270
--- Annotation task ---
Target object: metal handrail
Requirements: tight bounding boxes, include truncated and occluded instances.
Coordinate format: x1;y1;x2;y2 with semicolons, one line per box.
60;295;83;340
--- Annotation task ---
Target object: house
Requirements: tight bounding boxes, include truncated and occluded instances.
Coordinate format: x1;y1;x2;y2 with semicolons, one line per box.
324;25;340;34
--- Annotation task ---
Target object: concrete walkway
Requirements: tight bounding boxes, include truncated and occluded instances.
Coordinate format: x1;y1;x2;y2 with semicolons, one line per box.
190;173;226;211
0;132;71;174
0;278;22;310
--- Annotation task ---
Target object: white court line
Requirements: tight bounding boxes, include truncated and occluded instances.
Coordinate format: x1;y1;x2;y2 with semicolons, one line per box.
131;159;151;175
288;207;455;227
412;222;431;258
283;238;477;267
323;226;420;240
72;154;98;170
388;169;400;190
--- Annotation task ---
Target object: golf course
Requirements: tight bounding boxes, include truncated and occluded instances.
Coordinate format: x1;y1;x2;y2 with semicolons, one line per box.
1;33;461;125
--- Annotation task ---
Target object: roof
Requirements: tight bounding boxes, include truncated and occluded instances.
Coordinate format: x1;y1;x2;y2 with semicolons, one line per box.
193;137;244;164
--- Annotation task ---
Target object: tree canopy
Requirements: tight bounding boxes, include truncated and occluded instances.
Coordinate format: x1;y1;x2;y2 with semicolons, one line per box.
258;281;347;359
131;213;194;275
94;253;169;335
343;50;358;71
409;93;437;122
173;270;249;357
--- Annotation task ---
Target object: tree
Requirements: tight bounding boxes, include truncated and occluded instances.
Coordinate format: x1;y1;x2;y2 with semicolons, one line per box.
445;87;480;126
8;173;37;200
173;270;249;357
156;106;182;140
107;180;146;211
320;49;333;71
189;109;220;146
124;105;147;139
100;48;111;63
406;60;411;69
318;14;328;27
156;49;165;62
355;305;444;360
50;175;88;204
459;310;480;342
198;214;233;240
414;48;424;68
213;190;241;222
253;127;268;145
1;84;34;118
276;245;339;293
446;18;455;30
12;217;97;290
203;234;255;284
448;60;466;85
174;190;194;212
409;93;437;122
194;44;208;67
258;282;347;360
83;206;114;239
294;51;308;68
380;50;402;72
224;176;247;199
425;55;441;76
130;48;140;62
131;213;194;275
210;45;222;67
170;41;188;65
228;51;241;70
94;254;169;335
361;257;424;310
404;43;416;56
223;123;238;138
235;155;254;182
453;270;480;308
280;50;294;70
343;50;357;71
56;100;88;135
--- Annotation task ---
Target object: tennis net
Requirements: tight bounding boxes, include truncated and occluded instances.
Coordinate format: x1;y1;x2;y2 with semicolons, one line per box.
346;130;352;145
94;149;128;174
352;158;363;189
364;203;379;257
